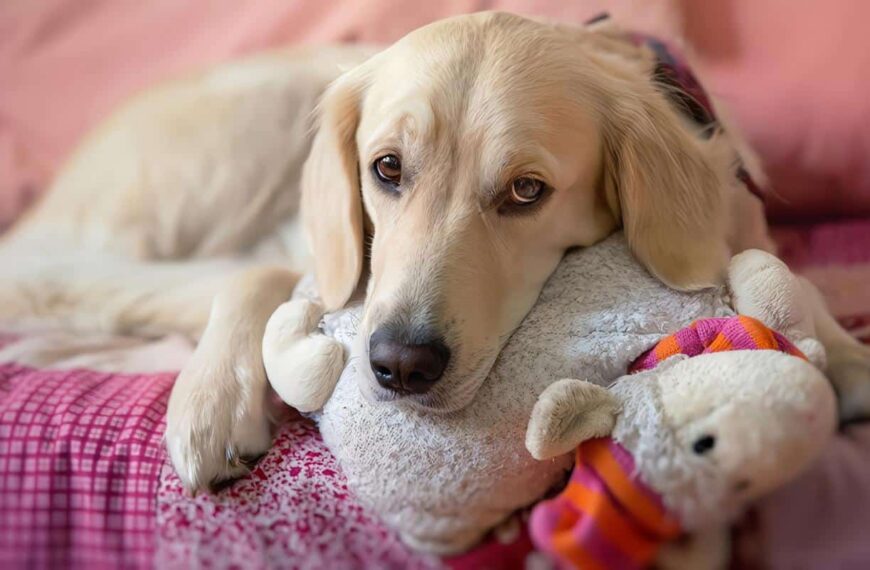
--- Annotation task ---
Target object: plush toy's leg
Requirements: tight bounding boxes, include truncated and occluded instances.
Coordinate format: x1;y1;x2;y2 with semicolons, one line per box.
728;250;814;339
729;250;870;421
262;299;346;412
655;527;730;570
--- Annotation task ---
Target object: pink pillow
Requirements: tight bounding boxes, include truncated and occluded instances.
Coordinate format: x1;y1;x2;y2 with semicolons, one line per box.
2;0;868;228
680;0;870;221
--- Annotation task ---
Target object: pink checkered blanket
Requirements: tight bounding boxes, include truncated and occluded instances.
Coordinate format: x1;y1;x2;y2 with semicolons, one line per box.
1;220;870;569
0;363;172;568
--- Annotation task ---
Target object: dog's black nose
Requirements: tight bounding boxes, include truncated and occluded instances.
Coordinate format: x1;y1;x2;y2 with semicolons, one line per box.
369;329;450;394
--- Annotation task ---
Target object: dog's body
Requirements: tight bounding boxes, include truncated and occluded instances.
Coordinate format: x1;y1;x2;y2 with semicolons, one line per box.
1;13;868;492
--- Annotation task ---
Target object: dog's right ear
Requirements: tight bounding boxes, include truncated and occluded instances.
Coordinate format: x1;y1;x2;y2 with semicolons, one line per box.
301;69;368;311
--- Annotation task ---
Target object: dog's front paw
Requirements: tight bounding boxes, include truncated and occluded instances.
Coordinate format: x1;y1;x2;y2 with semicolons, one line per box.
165;352;272;493
827;342;870;423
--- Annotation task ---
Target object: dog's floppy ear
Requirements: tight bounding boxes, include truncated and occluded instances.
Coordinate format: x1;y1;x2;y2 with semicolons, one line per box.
600;67;733;290
301;70;368;310
526;378;619;460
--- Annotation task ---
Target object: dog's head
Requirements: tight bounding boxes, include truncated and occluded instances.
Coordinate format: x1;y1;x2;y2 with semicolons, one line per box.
302;12;734;412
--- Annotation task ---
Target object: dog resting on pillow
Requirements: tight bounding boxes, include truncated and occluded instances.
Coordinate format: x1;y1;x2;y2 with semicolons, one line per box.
262;234;835;559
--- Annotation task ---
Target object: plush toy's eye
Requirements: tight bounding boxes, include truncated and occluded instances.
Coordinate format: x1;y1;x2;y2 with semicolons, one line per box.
692;435;716;455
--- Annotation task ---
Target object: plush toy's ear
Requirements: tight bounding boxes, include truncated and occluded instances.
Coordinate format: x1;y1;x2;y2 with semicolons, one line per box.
526;379;620;460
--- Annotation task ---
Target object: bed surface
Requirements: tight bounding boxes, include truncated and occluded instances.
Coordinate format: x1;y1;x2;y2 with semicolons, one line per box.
1;220;869;569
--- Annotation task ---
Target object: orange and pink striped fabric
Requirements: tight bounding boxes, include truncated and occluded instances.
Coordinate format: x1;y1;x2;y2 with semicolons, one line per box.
529;438;681;570
630;315;806;373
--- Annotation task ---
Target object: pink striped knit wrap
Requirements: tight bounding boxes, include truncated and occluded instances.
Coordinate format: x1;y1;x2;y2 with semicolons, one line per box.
630;316;806;373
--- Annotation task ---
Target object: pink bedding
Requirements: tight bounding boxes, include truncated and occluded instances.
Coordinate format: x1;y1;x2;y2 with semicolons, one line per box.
0;361;172;569
0;361;429;569
0;353;506;569
1;220;870;569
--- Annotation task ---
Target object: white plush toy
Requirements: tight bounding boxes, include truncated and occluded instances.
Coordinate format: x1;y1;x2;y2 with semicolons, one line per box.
262;234;836;560
525;305;836;569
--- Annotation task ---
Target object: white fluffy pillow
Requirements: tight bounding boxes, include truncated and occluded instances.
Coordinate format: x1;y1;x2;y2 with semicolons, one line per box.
298;233;733;553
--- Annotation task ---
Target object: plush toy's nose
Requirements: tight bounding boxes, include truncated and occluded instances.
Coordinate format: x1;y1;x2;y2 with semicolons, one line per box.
369;328;450;394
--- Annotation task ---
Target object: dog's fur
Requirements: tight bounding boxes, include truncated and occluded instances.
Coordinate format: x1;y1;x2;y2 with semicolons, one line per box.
1;13;868;492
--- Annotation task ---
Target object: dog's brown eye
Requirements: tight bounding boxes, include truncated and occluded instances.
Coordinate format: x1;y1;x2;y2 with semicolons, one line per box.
374;154;402;186
509;177;546;205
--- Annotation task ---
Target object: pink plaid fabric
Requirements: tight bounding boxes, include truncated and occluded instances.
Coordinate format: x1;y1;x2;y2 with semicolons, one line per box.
0;359;442;569
0;362;174;569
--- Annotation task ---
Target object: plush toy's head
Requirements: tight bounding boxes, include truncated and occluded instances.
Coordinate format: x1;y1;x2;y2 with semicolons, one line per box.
527;339;837;536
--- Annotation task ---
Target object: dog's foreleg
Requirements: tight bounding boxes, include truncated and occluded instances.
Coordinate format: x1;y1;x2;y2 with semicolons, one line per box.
163;265;299;492
0;252;299;490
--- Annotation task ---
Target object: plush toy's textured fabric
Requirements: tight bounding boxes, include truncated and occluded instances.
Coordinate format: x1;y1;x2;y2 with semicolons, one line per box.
629;315;806;373
305;233;733;552
529;438;681;570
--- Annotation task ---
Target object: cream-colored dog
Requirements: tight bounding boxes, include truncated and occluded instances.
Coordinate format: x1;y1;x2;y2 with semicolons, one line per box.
0;13;867;493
